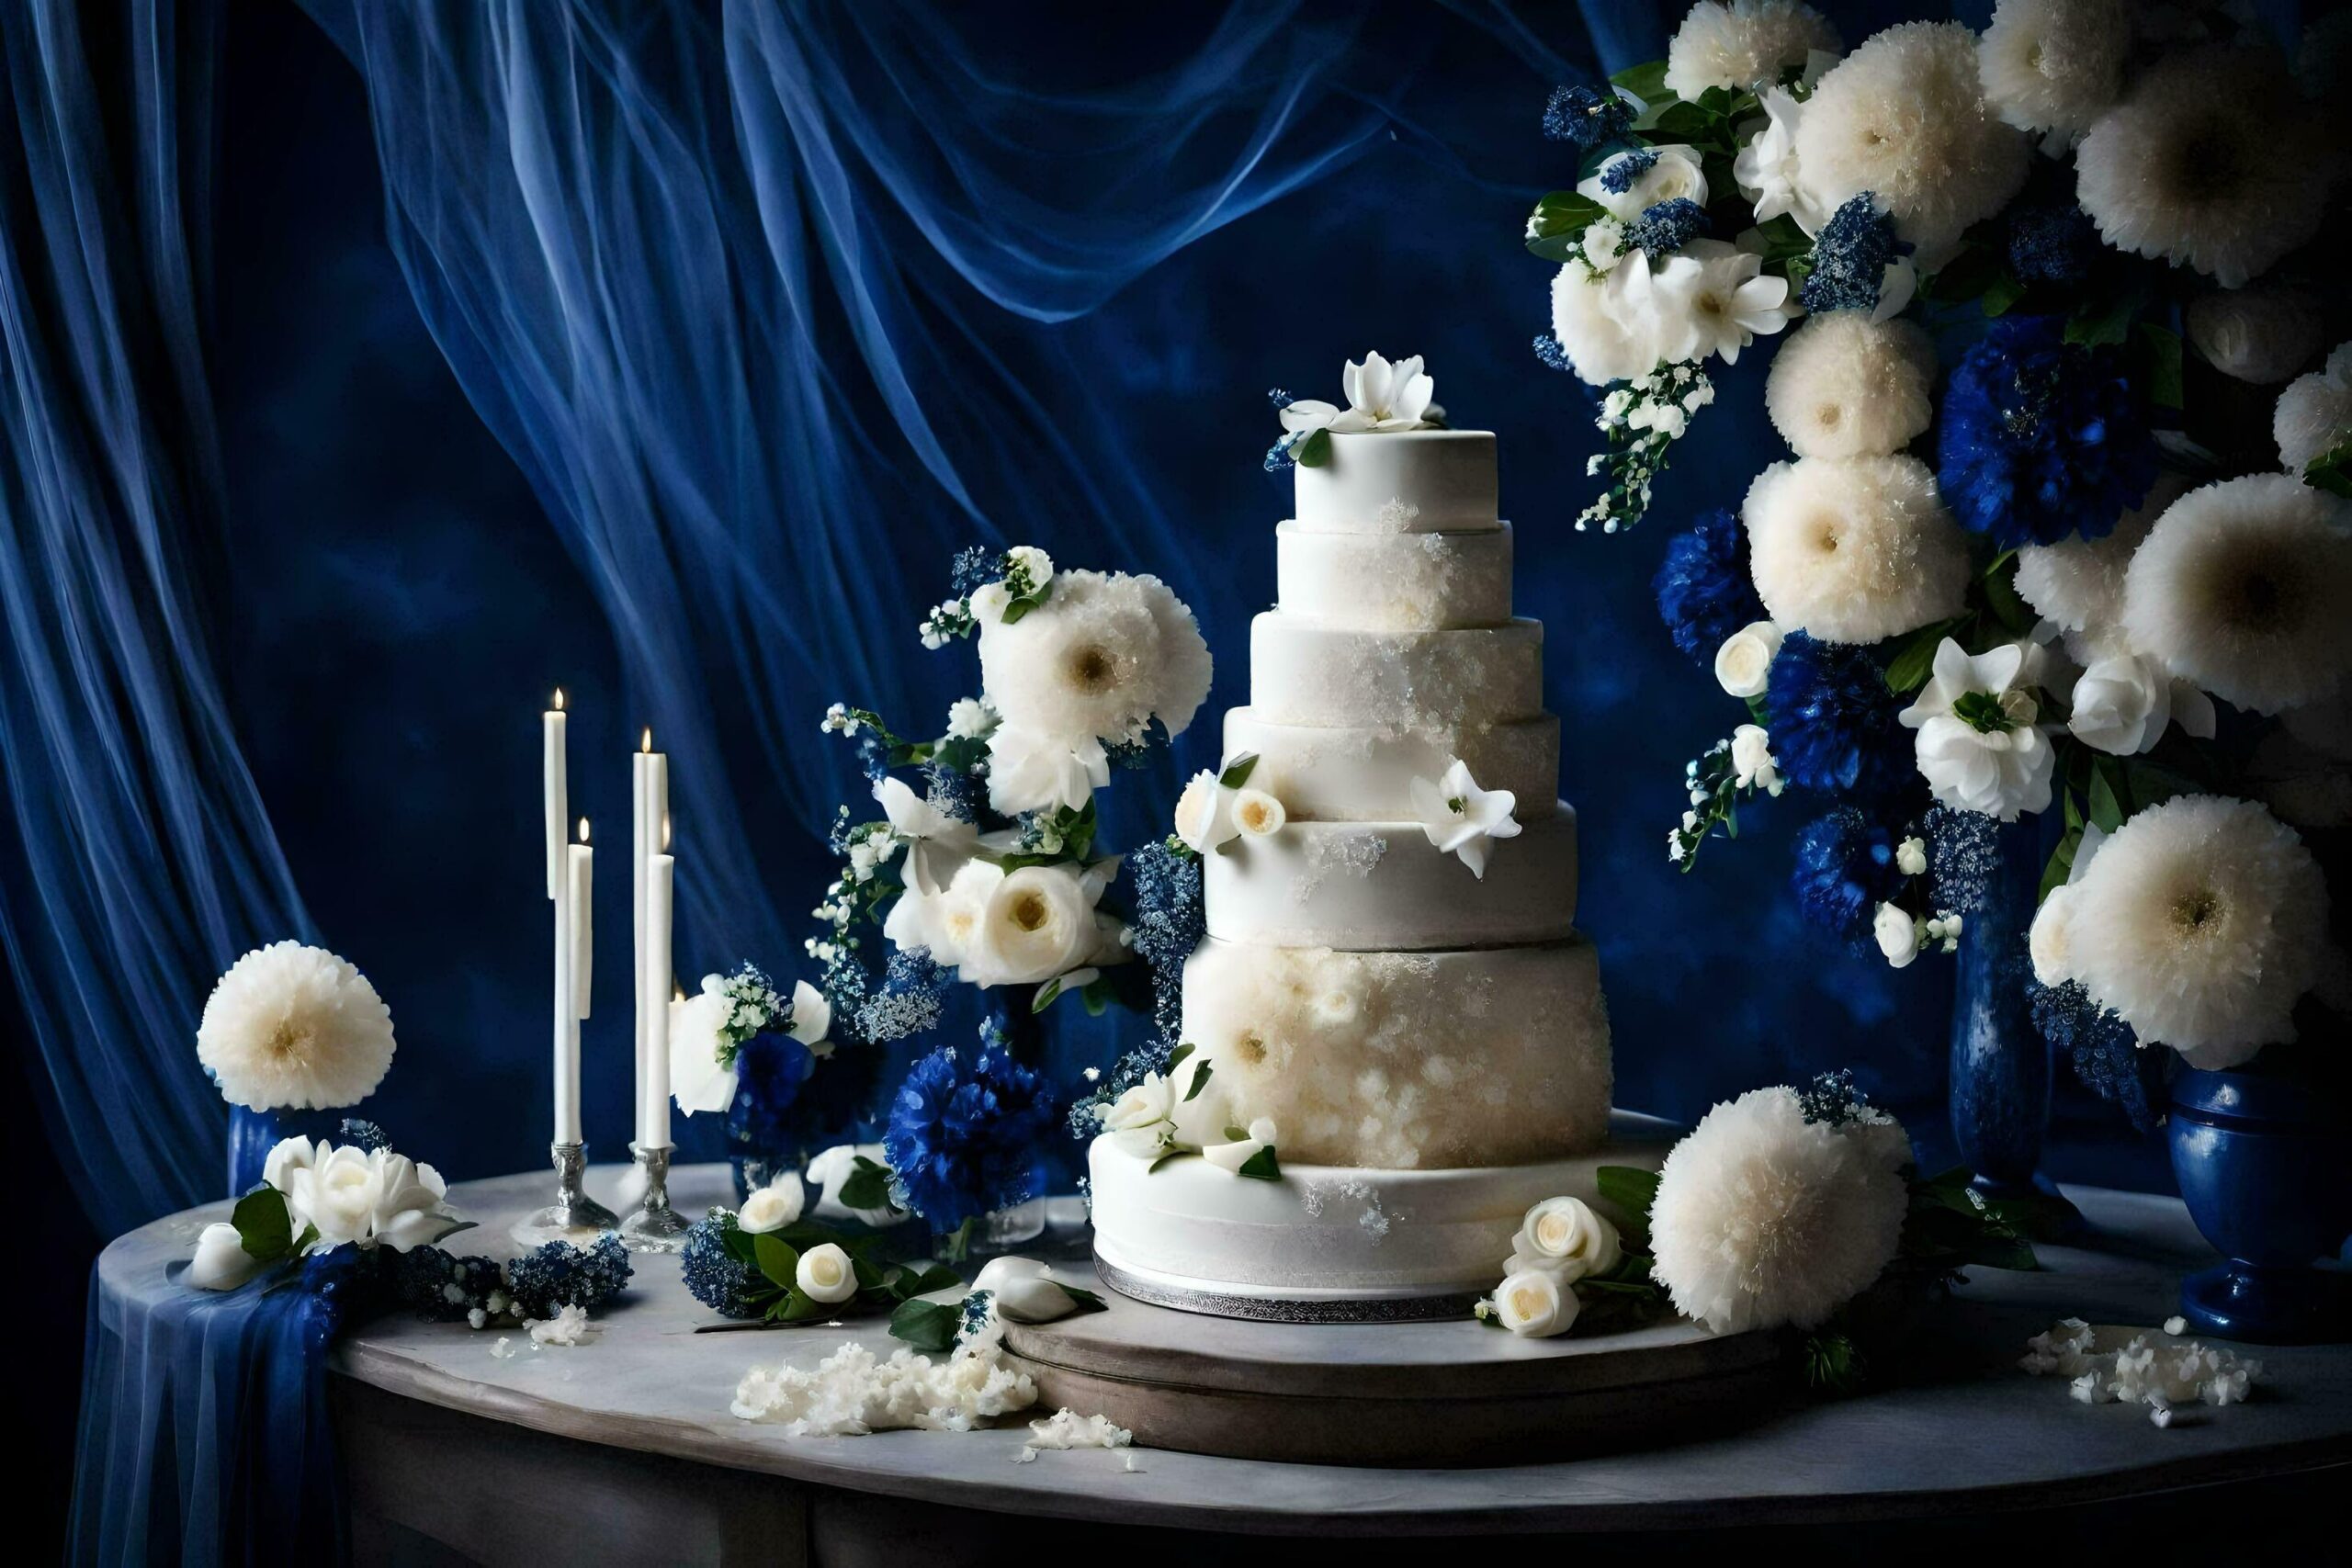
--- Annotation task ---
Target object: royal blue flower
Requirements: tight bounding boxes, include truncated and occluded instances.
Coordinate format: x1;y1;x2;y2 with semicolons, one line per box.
727;1030;819;1151
391;1247;505;1322
883;1029;1057;1233
2033;979;2163;1134
1625;197;1709;255
1653;509;1767;666
1543;84;1633;151
1802;193;1901;315
1791;809;1905;941
1937;315;2158;548
2007;205;2098;288
680;1209;761;1318
1759;632;1914;801
1598;145;1657;195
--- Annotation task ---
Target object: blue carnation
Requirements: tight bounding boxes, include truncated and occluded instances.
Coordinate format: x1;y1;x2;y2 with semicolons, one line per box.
726;1030;819;1151
1802;193;1901;315
2033;979;2163;1134
883;1028;1057;1233
1625;197;1709;256
1759;632;1914;801
2007;205;2098;288
1937;315;2159;548
1543;84;1632;151
1791;809;1905;941
1653;509;1767;666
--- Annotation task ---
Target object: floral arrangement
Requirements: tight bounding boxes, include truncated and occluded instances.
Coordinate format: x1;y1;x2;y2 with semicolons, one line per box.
1533;1;2350;1122
1263;350;1444;469
676;1182;963;1327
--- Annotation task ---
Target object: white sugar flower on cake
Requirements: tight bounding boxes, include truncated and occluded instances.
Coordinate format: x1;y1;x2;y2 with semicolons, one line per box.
197;941;397;1112
1276;351;1442;439
1408;758;1521;879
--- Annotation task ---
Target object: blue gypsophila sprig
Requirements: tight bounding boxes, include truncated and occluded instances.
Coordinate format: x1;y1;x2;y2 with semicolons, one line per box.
1598;145;1658;195
1126;837;1205;1047
1937;314;2158;548
1791;809;1906;942
2033;980;2164;1134
1802;193;1901;315
2006;205;2099;288
923;756;982;825
1760;633;1916;801
1653;508;1766;666
1533;333;1576;374
857;946;948;1043
1797;1068;1871;1127
1924;803;2001;916
1624;197;1709;256
337;1118;390;1153
1543;84;1634;151
503;1232;633;1321
680;1208;762;1318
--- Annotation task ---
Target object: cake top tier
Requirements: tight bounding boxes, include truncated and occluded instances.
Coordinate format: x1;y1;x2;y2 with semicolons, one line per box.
1294;430;1498;535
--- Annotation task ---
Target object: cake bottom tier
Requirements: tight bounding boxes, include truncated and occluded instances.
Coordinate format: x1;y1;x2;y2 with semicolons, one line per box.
1181;937;1611;1168
1086;1112;1674;1316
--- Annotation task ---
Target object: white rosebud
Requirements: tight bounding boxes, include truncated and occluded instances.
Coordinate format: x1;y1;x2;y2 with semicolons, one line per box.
1896;835;1928;877
188;1221;266;1292
1231;788;1286;838
737;1175;806;1235
1248;1116;1278;1145
1172;770;1238;854
974;1256;1083;1323
1204;1136;1269;1173
795;1241;859;1305
1491;1268;1579;1337
968;581;1012;625
1005;545;1054;587
1504;1196;1623;1284
1873;902;1922;969
1713;620;1782;698
1099;1072;1177;1158
1729;724;1782;796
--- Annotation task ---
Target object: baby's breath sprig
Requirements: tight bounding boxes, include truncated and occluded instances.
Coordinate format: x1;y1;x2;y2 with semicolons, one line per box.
1665;732;1777;872
1579;362;1713;534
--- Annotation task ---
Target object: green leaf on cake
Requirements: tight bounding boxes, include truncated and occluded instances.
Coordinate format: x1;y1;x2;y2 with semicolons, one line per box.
1165;1042;1195;1075
1182;1060;1214;1100
1295;428;1333;468
1147;1148;1195;1175
1217;751;1260;789
1235;1145;1283;1181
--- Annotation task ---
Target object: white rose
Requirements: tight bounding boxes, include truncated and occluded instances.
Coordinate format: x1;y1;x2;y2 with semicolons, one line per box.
1579;143;1708;222
1713;619;1783;698
968;581;1012;624
984;727;1108;816
1873;902;1922;969
1898;639;2057;821
188;1221;266;1291
1231;788;1286;837
1729;723;1782;795
1173;770;1238;853
261;1134;320;1194
1491;1268;1579;1337
976;1257;1083;1323
286;1143;385;1248
964;863;1099;987
367;1150;455;1252
1005;545;1055;587
795;1241;859;1305
1895;835;1928;877
1100;1072;1177;1157
2030;885;2076;987
2068;654;2171;756
738;1174;807;1235
1583;216;1626;270
1504;1196;1623;1284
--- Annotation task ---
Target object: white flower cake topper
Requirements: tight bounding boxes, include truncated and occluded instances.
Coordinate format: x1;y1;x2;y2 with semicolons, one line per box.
1409;758;1521;878
1270;352;1445;467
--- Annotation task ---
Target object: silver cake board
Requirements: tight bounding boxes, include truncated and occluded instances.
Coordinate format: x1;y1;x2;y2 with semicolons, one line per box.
1002;1268;1785;1466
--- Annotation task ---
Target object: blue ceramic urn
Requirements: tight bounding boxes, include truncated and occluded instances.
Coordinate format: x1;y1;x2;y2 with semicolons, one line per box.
2167;1067;2352;1343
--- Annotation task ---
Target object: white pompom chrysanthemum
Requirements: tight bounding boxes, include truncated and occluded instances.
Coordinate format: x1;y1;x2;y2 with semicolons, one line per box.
1744;455;1970;643
198;941;397;1111
1549;259;1656;387
2075;51;2327;288
1664;0;1840;98
1976;0;2131;142
2120;474;2352;715
1763;313;1936;459
2273;340;2352;472
2014;472;2188;662
2184;288;2322;386
1648;1086;1910;1336
2064;795;2329;1066
978;569;1212;749
1793;21;2030;257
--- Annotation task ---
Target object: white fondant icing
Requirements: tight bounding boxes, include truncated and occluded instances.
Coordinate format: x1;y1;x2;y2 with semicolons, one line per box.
1293;430;1498;535
1275;522;1513;630
1202;806;1577;950
1250;614;1545;730
1086;1114;1672;1297
1181;938;1611;1168
1224;706;1559;822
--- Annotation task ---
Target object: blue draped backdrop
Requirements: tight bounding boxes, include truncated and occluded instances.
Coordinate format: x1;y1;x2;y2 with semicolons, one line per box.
1;0;2199;1558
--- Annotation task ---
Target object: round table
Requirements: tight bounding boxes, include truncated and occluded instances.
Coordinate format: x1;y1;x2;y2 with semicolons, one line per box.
96;1166;2351;1565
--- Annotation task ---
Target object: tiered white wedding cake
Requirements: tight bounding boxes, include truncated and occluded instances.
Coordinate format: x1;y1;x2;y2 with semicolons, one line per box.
1089;362;1668;1320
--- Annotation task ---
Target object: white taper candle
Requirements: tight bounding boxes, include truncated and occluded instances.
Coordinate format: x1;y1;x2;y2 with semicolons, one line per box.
642;852;674;1148
542;692;568;900
571;818;594;1020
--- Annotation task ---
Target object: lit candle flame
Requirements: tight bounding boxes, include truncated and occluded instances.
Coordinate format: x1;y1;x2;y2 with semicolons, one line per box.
552;688;566;712
577;817;591;844
640;728;653;753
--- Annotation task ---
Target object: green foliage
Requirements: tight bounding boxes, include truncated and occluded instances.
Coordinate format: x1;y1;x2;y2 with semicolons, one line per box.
232;1185;298;1266
1803;1331;1868;1393
1295;427;1333;468
1608;59;1670;106
1525;190;1609;262
2307;442;2352;500
835;1156;896;1214
1217;752;1261;789
1235;1145;1282;1181
715;1216;962;1326
888;1297;962;1353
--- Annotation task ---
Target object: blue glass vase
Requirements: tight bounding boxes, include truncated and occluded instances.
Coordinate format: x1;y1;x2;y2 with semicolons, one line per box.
2168;1067;2352;1343
1947;814;2055;1198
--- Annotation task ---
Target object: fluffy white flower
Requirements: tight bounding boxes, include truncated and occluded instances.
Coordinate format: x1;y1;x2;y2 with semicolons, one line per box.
1874;902;1922;968
188;1222;266;1292
2030;821;2107;987
1580;144;1710;222
960;863;1113;988
1764;313;1936;460
2064;795;2329;1064
1793;21;2029;257
1649;1086;1910;1335
1231;788;1286;838
1408;758;1521;879
2013;474;2188;661
1743;456;1970;643
739;1175;807;1235
1666;0;1840;98
197;942;396;1112
1898;638;2057;820
1549;257;1661;387
1729;723;1784;795
2068;653;2217;756
1503;1196;1623;1284
1489;1268;1579;1338
1099;1071;1178;1158
2075;51;2328;288
1714;620;1783;698
1280;351;1441;434
277;1139;457;1254
984;727;1109;815
2185;288;2323;386
1172;769;1239;854
1734;88;1832;232
796;1242;860;1305
1976;0;2131;141
2120;473;2352;715
977;568;1211;751
1646;240;1793;367
944;696;994;739
2273;341;2352;472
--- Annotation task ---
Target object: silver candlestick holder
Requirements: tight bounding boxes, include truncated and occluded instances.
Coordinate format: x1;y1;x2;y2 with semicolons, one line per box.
618;1143;693;1252
510;1140;621;1248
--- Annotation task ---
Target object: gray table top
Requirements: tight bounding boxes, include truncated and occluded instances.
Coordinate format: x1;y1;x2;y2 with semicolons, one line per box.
99;1164;2352;1535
